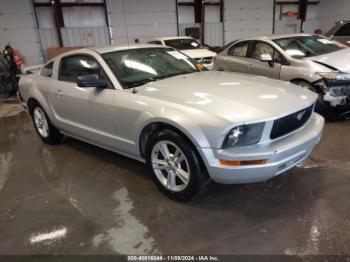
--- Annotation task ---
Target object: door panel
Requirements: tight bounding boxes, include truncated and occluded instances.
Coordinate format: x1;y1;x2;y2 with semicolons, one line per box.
49;55;118;149
247;60;281;79
218;41;251;73
223;56;251;74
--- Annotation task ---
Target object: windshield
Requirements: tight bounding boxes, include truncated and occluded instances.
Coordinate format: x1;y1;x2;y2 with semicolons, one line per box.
164;38;201;50
102;48;200;89
273;35;346;58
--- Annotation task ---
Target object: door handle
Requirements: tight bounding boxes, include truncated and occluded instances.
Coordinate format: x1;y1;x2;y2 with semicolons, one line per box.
248;64;254;70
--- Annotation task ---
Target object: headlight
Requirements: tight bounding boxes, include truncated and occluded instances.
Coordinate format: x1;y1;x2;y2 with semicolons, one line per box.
316;72;350;97
317;72;350;81
222;122;265;148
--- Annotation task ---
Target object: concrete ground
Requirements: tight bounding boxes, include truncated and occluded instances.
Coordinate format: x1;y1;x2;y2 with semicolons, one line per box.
0;98;350;255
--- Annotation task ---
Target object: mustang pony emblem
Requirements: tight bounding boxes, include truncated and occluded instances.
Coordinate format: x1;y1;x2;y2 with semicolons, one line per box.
297;110;306;121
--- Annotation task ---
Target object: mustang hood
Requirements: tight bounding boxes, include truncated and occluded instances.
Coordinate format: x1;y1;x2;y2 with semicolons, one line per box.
138;71;317;123
310;48;350;73
180;48;216;59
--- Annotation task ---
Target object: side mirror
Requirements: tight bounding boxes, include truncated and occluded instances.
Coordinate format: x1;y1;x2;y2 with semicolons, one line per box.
259;53;273;62
77;74;108;88
259;54;274;67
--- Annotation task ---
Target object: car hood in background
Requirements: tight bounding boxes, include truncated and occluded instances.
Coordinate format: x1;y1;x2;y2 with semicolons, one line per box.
309;48;350;73
138;71;317;124
180;48;217;59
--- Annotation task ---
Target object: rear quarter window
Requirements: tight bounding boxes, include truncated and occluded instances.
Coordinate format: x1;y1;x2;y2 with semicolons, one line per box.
228;41;249;57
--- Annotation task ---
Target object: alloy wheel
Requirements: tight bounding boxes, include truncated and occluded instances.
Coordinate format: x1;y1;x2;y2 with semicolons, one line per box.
151;140;190;192
33;107;49;138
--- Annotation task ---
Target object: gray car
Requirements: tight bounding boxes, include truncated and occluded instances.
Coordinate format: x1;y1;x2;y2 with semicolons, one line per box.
325;20;350;46
18;44;324;201
214;34;350;119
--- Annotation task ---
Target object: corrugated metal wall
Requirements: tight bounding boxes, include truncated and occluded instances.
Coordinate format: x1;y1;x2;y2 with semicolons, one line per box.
223;0;274;44
60;6;110;47
178;4;223;47
61;27;110;47
318;0;350;33
106;0;178;44
274;0;319;35
0;0;43;65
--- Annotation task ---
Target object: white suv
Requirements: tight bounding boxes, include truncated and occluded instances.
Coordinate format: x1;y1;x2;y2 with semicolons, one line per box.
148;36;217;69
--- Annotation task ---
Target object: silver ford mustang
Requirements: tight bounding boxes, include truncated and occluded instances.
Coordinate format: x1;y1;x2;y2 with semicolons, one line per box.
18;44;324;201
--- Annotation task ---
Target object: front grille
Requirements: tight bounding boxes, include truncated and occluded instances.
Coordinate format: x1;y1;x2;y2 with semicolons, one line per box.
195;57;213;64
270;105;314;139
202;57;213;64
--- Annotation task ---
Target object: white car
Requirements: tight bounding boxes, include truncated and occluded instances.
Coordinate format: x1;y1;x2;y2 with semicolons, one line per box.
18;44;324;201
148;36;217;69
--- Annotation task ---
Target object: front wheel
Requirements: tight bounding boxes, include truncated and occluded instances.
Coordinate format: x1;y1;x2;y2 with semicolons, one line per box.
31;105;63;144
145;129;209;202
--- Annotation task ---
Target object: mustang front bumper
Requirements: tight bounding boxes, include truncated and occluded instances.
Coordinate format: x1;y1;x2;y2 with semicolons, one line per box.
199;113;324;184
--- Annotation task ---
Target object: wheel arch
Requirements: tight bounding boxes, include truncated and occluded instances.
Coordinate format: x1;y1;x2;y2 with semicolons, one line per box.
139;121;201;158
27;97;40;115
25;87;56;124
139;121;209;178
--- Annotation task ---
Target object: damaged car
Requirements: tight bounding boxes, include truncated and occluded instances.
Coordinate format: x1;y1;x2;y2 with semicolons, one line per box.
214;34;350;119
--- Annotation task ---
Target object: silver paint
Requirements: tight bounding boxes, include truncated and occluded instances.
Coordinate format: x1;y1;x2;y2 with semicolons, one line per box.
19;45;324;184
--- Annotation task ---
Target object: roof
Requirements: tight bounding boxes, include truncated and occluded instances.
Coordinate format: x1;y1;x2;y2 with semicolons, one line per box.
46;44;170;63
88;44;168;54
152;36;194;41
241;33;315;41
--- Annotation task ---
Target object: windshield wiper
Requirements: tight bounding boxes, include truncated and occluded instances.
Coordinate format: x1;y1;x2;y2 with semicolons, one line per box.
126;71;196;91
125;77;157;89
157;71;196;80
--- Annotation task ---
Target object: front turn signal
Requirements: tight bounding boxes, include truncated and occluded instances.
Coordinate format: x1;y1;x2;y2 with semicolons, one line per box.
219;159;267;166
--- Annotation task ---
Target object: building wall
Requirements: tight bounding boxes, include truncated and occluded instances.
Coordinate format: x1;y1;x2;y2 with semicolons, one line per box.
318;0;350;34
3;0;349;66
223;0;274;44
106;0;178;44
274;0;319;35
178;3;223;46
0;0;43;65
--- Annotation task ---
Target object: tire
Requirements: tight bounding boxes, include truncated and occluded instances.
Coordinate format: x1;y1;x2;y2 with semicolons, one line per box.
291;80;335;120
145;129;210;202
31;104;63;144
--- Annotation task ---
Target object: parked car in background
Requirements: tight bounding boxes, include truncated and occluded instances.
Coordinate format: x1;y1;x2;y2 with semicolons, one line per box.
325;20;350;46
18;44;324;201
148;36;217;69
214;34;350;119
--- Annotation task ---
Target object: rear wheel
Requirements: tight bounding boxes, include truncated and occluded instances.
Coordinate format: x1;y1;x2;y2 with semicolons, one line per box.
145;129;209;201
31;105;63;144
291;80;335;119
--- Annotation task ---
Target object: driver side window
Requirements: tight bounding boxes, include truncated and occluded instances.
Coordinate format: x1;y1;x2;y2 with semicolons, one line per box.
59;55;101;83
